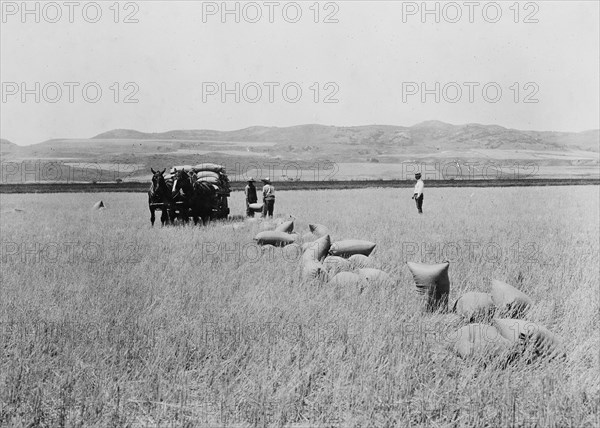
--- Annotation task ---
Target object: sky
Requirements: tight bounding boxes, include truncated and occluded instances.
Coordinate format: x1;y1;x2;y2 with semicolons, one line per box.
1;1;599;145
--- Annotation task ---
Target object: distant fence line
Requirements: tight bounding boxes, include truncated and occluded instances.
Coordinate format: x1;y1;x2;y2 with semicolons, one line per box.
0;179;599;193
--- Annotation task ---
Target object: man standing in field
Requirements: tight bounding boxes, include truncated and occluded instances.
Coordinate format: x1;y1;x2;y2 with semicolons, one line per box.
412;173;424;214
244;177;258;217
261;177;275;218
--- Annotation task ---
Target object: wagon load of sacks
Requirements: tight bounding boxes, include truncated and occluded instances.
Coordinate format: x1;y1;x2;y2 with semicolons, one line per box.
166;163;231;195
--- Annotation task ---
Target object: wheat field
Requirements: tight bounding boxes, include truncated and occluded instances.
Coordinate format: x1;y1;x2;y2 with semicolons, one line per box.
0;186;598;427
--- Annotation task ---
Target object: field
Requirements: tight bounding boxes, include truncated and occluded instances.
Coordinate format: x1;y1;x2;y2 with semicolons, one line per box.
1;186;599;427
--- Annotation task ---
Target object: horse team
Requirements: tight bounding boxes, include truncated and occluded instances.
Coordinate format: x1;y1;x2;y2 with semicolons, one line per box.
148;166;230;226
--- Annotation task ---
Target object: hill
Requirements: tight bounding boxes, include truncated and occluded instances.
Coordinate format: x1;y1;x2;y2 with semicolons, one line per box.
2;122;598;183
90;122;599;152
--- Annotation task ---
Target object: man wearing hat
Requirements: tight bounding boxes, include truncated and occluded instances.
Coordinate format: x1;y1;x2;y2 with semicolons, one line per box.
261;177;275;218
244;177;258;217
412;173;424;214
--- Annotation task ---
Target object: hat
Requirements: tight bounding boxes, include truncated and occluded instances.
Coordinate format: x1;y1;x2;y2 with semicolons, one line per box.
247;177;255;182
415;173;422;179
261;177;271;183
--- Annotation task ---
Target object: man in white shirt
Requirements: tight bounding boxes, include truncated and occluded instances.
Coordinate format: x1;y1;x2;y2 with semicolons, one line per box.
261;177;275;218
412;173;424;214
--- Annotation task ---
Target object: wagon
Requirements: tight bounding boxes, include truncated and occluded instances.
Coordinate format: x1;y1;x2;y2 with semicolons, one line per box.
162;164;231;223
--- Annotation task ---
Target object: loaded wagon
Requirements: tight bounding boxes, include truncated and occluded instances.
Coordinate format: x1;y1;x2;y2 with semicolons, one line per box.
149;163;230;225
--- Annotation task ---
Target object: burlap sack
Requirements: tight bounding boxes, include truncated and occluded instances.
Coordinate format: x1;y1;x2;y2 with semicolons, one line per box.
329;240;376;258
193;163;225;173
328;271;362;289
301;260;328;281
406;261;450;312
302;235;331;262
493;318;564;361
254;231;297;247
491;279;533;318
275;220;294;233
349;254;375;269
322;256;352;275
453;292;495;322
309;224;330;238
446;323;511;359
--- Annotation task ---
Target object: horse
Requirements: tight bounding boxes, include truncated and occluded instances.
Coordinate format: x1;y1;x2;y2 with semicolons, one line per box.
148;168;172;226
191;179;218;225
171;168;197;224
172;169;218;226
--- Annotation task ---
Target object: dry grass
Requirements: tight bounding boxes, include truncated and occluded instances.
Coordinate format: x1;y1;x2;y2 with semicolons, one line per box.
1;186;599;427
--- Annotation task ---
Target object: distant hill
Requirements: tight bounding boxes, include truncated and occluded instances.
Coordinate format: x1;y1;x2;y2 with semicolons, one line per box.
1;139;19;153
90;122;600;152
2;122;597;182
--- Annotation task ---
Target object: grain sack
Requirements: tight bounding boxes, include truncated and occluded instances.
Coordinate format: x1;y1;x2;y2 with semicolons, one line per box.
195;171;220;180
193;163;225;173
92;200;105;210
406;261;450;312
328;271;361;288
453;292;495;322
301;260;328;281
309;223;330;238
275;220;294;233
196;176;219;185
349;254;375;269
491;279;533;318
358;268;393;287
170;165;193;173
254;231;297;247
302;234;331;262
249;202;263;211
493;318;564;361
329;240;376;258
323;256;352;275
447;323;511;359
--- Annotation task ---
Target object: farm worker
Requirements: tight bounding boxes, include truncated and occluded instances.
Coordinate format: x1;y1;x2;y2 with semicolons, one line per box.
261;177;275;218
244;177;258;217
412;172;424;214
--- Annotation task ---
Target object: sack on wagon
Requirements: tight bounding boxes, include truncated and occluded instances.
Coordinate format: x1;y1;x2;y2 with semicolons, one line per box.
446;323;511;360
406;261;450;313
193;163;225;173
196;175;220;185
254;231;297;247
309;223;330;238
491;279;533;318
275;220;294;233
170;165;193;173
493;318;565;361
302;234;331;262
195;171;220;180
453;292;496;322
329;240;376;258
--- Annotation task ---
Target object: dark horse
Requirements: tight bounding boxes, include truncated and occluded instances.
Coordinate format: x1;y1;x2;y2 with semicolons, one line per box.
148;168;172;226
171;169;217;225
